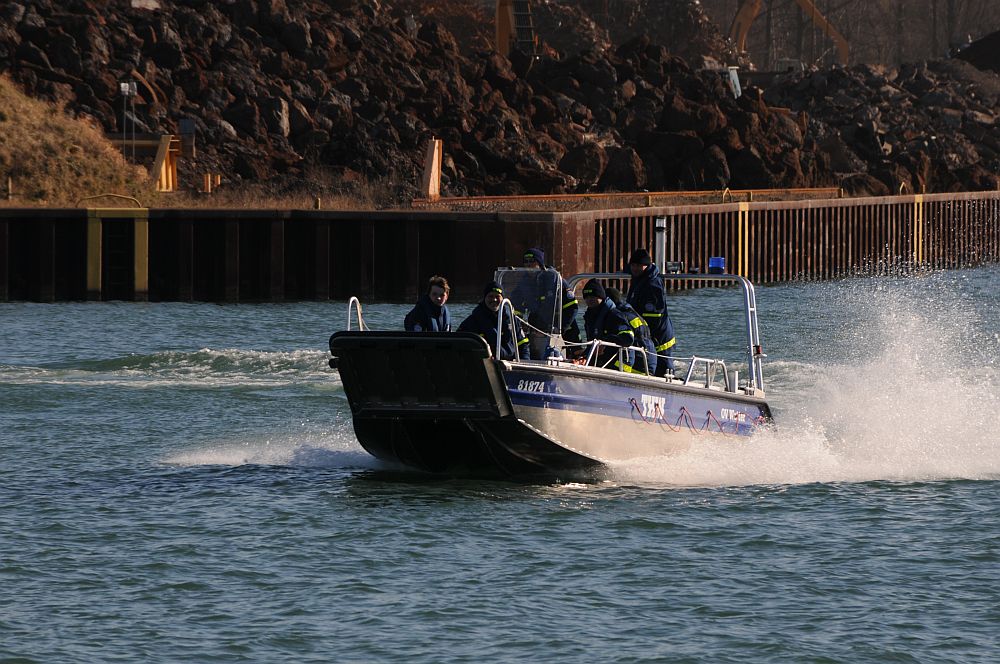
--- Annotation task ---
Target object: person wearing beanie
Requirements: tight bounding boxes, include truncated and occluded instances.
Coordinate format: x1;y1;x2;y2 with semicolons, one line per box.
580;278;637;370
458;281;529;360
605;287;657;375
580;278;606;301
522;247;546;269
626;247;676;374
404;275;451;332
628;248;652;267
515;246;581;355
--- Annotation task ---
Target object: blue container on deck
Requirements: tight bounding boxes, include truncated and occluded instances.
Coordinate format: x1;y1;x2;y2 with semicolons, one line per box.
708;256;726;274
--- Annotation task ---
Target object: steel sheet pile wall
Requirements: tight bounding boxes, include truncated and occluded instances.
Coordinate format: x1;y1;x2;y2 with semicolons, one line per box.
922;193;1000;270
1;192;997;302
592;192;1000;285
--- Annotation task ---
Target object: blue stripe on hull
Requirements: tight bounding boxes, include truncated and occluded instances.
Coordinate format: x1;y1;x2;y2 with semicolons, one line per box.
504;368;767;437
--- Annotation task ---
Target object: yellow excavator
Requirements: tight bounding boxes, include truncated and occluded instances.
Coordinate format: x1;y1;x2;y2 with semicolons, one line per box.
730;0;849;66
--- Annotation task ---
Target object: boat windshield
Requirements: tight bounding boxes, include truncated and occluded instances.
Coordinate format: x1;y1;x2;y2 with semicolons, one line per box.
494;267;563;337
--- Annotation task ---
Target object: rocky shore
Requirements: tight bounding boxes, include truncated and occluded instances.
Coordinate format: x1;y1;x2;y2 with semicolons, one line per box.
1;0;998;203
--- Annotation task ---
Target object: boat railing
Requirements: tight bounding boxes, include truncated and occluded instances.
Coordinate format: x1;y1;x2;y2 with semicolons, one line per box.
567;272;765;393
577;340;650;375
558;339;745;393
346;296;368;331
679;356;739;392
496;297;521;361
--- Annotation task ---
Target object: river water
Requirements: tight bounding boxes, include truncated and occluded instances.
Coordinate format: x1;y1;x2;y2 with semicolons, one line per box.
2;267;999;662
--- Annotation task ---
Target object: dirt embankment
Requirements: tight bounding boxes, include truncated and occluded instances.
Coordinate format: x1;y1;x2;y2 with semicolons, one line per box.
0;0;998;204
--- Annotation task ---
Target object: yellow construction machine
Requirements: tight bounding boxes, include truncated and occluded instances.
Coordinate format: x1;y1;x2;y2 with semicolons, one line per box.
730;0;849;66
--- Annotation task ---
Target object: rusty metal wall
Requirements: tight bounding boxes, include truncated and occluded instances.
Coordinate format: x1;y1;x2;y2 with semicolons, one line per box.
590;191;1000;284
2;192;998;302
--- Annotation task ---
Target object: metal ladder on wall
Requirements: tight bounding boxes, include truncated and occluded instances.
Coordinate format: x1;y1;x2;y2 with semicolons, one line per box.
511;0;537;55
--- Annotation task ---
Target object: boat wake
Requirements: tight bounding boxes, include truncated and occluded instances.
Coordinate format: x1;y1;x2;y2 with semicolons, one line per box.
612;273;1000;487
163;427;381;470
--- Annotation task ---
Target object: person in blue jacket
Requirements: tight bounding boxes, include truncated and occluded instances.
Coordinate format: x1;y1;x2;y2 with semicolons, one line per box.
458;281;529;360
580;279;636;371
626;249;676;374
606;287;657;376
404;275;451;332
522;247;581;346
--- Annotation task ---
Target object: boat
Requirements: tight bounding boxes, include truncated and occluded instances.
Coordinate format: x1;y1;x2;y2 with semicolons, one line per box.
329;265;773;478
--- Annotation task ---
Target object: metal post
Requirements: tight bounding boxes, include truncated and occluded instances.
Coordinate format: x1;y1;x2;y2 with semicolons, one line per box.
654;216;667;273
121;86;127;162
119;81;137;163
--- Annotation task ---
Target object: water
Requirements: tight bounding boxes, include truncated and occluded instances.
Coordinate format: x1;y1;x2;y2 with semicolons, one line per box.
2;268;999;662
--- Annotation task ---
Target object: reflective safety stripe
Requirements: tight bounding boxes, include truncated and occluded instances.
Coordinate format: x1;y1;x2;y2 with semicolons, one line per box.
614;360;638;373
618;330;635;341
562;299;578;309
642;312;664;318
628;317;644;329
517;337;530;346
655;337;676;352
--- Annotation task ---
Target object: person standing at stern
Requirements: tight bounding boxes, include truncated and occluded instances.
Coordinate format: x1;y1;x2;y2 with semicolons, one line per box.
626;249;676;374
519;247;581;353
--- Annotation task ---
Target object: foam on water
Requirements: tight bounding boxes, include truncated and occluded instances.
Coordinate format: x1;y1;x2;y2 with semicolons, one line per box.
20;272;989;486
164;425;379;470
0;348;336;388
613;274;1000;487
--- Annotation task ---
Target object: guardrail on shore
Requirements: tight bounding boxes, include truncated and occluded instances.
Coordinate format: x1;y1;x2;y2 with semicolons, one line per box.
412;187;843;211
0;191;997;302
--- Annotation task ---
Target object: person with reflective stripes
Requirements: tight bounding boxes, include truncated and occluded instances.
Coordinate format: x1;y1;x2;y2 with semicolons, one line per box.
606;287;657;376
581;279;636;371
626;248;676;374
522;247;581;345
404;275;451;332
458;281;529;360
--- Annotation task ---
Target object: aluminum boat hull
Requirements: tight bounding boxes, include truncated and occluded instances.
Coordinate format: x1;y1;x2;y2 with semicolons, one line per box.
330;331;772;478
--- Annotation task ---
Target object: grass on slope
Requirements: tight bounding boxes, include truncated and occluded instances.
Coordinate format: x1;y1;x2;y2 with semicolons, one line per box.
0;75;155;207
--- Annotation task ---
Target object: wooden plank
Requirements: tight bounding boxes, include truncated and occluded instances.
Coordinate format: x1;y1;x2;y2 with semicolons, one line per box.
87;213;102;300
134;217;149;301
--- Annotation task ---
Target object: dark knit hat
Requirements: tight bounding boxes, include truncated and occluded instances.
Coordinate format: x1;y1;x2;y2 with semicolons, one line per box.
483;280;504;297
523;247;545;267
581;278;606;300
605;286;624;306
629;248;652;266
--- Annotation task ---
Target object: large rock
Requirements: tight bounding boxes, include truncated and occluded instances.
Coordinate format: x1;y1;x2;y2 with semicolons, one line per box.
558;142;607;188
0;0;996;201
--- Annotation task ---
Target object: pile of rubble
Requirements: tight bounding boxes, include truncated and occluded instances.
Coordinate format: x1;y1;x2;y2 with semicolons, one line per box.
0;0;997;203
764;57;1000;194
530;0;736;67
